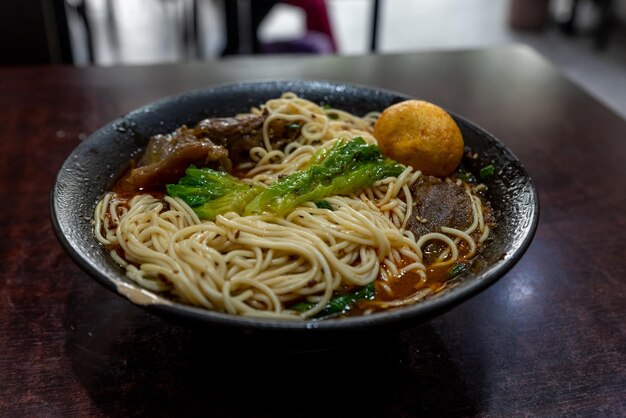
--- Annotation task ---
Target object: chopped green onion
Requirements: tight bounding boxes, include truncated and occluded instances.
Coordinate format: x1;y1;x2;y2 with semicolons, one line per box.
314;200;333;210
291;283;375;317
457;171;477;183
323;104;339;119
286;123;300;130
480;164;495;180
448;263;470;279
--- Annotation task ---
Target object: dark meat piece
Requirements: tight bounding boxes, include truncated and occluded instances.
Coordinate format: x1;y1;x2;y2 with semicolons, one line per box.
136;114;266;169
193;114;300;163
123;114;265;191
407;175;473;238
192;114;267;164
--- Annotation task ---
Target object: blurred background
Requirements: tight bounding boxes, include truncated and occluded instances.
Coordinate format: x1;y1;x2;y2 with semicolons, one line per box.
2;0;625;118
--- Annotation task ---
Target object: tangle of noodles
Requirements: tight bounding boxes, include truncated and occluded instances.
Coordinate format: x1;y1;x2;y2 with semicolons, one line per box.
94;93;490;319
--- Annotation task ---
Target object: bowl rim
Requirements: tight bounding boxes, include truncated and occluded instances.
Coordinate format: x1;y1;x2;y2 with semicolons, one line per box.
50;79;539;331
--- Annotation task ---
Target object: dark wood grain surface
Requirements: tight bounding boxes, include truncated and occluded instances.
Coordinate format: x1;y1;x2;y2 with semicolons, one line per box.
1;46;625;417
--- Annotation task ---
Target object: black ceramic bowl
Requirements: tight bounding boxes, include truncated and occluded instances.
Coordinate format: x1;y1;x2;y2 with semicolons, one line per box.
51;80;538;344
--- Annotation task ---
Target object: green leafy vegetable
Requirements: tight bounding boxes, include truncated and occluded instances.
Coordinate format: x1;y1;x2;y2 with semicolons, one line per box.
193;184;263;221
291;283;375;317
243;137;403;216
166;166;248;201
167;138;403;220
166;166;261;221
479;164;495;180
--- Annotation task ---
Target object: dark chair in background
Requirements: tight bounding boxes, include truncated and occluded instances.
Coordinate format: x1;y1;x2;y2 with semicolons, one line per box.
0;1;73;65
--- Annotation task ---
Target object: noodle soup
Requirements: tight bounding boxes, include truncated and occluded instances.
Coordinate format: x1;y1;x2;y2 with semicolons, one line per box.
93;93;494;319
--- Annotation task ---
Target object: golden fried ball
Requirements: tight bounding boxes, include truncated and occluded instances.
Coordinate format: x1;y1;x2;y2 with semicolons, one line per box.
374;100;464;177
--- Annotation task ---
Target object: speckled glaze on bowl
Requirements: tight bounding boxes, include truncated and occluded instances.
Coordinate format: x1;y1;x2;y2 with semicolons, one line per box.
51;80;538;344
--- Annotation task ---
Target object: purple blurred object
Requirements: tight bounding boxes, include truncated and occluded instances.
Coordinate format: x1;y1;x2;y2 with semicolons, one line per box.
260;31;334;54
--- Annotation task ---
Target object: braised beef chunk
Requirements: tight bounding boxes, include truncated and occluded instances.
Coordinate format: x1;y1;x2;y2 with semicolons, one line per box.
407;176;473;238
124;114;264;191
195;114;264;137
193;114;300;163
129;141;228;190
193;114;266;164
151;113;296;166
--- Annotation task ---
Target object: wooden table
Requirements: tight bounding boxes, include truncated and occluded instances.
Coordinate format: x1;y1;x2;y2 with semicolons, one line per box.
1;46;625;416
